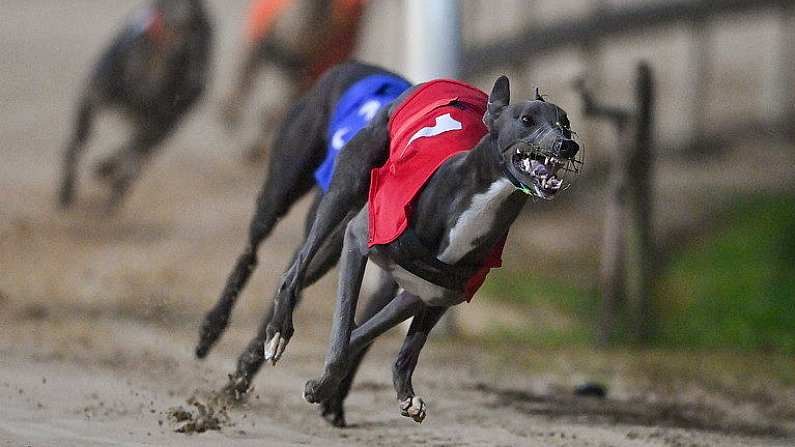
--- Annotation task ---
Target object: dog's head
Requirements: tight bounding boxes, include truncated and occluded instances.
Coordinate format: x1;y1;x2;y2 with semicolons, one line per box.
483;76;581;200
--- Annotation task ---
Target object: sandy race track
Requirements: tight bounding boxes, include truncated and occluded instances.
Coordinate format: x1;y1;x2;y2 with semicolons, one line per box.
1;1;794;446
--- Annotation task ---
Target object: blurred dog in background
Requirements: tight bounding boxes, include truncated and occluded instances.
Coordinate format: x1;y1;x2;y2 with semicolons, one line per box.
221;0;367;161
58;0;212;211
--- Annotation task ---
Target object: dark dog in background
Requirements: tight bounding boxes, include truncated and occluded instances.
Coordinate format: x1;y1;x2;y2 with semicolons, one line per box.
261;76;581;423
196;62;410;427
58;0;212;211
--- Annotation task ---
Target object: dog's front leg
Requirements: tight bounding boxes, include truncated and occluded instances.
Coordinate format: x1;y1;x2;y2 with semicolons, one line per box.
394;305;447;423
102;125;170;212
348;290;422;354
220;42;261;131
265;108;392;364
58;98;96;209
306;287;422;409
321;272;399;427
220;210;345;400
303;209;370;404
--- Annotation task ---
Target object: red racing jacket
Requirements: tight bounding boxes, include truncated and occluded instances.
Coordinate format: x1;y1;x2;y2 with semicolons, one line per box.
368;79;505;299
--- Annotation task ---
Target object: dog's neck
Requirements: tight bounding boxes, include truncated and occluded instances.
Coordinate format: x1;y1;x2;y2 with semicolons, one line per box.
410;134;529;267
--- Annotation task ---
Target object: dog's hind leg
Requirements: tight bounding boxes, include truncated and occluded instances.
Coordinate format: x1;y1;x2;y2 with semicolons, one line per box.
266;106;393;363
196;95;327;358
196;164;320;358
221;211;345;399
320;267;399;427
57;96;97;209
220;44;262;131
393;304;446;423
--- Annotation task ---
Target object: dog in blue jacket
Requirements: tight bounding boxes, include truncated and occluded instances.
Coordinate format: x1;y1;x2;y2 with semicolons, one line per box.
196;62;410;427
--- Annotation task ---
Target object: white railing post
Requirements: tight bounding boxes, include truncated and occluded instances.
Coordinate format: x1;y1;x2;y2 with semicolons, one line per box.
404;0;463;335
405;0;462;82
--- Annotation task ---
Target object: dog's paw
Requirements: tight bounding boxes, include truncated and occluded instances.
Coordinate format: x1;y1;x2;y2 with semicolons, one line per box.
57;189;74;210
263;330;290;365
303;378;337;405
320;399;346;428
264;286;296;365
400;396;426;423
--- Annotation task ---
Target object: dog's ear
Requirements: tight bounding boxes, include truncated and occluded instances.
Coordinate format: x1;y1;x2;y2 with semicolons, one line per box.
483;75;510;131
535;87;545;102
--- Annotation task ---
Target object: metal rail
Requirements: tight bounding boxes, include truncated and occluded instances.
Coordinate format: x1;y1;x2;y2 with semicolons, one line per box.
462;0;789;77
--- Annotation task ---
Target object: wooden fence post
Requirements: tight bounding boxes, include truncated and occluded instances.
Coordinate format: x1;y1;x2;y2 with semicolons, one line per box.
781;4;795;139
574;78;631;345
626;63;655;342
689;15;711;157
576;62;656;345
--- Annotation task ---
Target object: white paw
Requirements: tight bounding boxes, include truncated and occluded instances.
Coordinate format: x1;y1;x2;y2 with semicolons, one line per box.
263;333;287;365
400;396;426;423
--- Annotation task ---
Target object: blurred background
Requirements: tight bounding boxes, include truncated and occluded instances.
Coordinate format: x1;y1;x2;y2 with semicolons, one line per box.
1;0;793;445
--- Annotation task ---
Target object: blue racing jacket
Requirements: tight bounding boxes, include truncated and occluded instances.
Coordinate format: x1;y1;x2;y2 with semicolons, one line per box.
314;74;411;192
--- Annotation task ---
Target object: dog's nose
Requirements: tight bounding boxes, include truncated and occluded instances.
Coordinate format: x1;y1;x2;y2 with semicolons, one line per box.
558;139;579;159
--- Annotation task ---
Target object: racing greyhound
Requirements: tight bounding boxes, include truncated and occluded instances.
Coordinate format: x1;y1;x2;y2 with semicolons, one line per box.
57;0;212;211
196;62;410;427
261;75;581;423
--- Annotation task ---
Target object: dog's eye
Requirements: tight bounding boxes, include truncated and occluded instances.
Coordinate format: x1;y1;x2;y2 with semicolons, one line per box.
520;115;534;126
557;116;570;129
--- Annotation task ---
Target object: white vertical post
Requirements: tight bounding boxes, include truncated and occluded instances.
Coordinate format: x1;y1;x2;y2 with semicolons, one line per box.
404;0;463;335
405;0;462;82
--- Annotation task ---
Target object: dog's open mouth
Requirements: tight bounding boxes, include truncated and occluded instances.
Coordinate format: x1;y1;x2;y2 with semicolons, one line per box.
512;145;571;199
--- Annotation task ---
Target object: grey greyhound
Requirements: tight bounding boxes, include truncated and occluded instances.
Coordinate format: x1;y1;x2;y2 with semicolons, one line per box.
260;75;581;423
57;0;212;211
196;62;411;427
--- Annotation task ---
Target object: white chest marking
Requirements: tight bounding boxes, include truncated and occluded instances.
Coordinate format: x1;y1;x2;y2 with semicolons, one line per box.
407;113;462;147
437;178;514;264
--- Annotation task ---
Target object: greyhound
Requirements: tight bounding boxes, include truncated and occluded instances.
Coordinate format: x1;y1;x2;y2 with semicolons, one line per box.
57;0;212;211
262;75;581;423
195;62;410;426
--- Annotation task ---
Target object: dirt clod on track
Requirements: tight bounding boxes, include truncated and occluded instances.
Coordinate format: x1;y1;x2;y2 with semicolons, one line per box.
168;396;232;434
